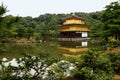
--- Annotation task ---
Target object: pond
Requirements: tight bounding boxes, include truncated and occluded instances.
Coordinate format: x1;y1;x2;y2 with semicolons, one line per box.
59;41;89;55
0;41;62;59
0;40;100;59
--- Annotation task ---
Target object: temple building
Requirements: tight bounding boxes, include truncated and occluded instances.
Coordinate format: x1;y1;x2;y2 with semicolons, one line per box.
59;15;90;41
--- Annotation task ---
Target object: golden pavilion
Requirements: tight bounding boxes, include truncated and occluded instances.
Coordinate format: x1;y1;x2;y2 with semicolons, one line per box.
59;15;90;41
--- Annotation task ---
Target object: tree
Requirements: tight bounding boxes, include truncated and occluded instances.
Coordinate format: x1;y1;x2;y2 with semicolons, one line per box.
0;3;21;40
2;15;20;38
100;1;120;41
73;49;113;80
15;25;26;38
0;3;7;38
0;3;7;16
25;27;34;39
106;51;120;75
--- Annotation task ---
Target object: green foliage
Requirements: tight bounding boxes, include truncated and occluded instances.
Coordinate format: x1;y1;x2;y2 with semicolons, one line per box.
90;1;120;46
0;3;7;38
0;3;7;16
106;51;120;74
107;38;120;48
64;55;81;63
100;1;120;40
73;49;114;80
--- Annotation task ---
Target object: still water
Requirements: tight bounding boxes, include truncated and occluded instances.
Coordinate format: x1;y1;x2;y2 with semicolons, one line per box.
59;41;89;55
0;40;98;59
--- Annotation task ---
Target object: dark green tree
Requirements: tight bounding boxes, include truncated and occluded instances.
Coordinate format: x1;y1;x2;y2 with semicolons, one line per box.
0;4;20;40
106;51;120;75
73;49;113;80
25;27;34;39
15;25;26;38
0;3;7;38
100;1;120;41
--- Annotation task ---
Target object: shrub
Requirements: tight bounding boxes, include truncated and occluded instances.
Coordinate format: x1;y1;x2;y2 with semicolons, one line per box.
106;51;120;74
73;49;114;80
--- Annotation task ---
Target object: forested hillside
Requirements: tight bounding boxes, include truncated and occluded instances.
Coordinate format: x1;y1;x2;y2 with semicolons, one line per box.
0;11;102;41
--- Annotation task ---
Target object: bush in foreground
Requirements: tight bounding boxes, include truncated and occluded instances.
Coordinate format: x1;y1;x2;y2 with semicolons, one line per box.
72;49;114;80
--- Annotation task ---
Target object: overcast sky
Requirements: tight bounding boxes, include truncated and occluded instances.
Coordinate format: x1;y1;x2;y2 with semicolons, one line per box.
0;0;118;17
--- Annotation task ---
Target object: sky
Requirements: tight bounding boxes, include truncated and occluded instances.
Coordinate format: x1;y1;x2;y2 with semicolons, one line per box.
0;0;118;17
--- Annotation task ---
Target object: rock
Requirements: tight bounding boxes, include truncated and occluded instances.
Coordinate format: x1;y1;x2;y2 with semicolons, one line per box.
2;57;7;61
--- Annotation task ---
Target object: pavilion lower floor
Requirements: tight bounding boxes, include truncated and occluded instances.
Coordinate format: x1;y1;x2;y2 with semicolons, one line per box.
60;31;88;38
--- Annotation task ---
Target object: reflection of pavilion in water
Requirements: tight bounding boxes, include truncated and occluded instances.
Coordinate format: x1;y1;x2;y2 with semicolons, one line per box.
59;41;89;54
